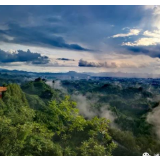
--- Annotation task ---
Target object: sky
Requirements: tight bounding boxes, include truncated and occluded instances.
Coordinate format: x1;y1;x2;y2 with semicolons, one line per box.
1;5;160;74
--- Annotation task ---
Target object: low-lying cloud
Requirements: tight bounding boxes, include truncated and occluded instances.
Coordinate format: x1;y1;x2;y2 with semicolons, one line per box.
53;80;68;93
72;94;116;123
48;80;116;125
0;49;50;64
78;59;147;68
79;59;117;68
147;105;160;139
56;58;75;61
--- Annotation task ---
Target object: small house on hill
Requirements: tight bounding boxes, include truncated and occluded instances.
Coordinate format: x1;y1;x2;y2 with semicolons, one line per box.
0;87;7;99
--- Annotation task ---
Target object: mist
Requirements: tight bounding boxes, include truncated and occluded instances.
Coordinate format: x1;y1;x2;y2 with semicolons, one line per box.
147;105;160;139
53;80;68;93
72;94;115;120
48;80;116;124
72;94;116;127
46;80;67;93
72;94;96;118
100;106;116;122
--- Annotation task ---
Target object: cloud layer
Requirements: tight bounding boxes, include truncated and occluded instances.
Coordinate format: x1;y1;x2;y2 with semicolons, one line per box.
56;58;75;61
0;6;160;73
79;59;117;68
122;6;160;48
112;29;141;38
0;23;92;52
0;49;50;64
123;30;160;46
78;58;149;68
127;45;160;58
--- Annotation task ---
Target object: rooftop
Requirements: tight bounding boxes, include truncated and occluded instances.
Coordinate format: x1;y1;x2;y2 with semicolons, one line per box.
0;87;7;92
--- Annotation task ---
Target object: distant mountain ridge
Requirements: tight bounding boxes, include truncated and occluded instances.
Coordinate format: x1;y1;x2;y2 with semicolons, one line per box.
0;68;160;79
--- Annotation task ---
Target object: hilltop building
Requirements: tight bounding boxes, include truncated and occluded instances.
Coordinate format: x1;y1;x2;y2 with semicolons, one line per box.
0;87;7;99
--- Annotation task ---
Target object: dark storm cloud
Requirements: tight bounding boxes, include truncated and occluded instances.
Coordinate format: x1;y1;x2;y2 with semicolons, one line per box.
0;49;50;64
0;23;92;51
79;59;117;68
56;58;75;61
0;6;148;53
127;46;160;58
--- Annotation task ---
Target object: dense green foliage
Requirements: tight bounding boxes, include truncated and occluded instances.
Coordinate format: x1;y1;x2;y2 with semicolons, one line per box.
62;80;160;156
0;82;116;156
1;77;160;156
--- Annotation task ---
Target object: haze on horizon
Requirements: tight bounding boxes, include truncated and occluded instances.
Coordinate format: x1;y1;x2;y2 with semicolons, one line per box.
1;5;160;75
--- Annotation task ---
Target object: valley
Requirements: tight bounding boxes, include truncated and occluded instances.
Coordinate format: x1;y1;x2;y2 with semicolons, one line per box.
0;69;160;155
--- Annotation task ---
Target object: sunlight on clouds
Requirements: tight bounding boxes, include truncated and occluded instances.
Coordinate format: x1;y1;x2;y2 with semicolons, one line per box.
123;30;160;46
122;6;160;46
122;38;160;46
143;30;160;38
144;5;160;29
144;5;160;15
111;29;141;38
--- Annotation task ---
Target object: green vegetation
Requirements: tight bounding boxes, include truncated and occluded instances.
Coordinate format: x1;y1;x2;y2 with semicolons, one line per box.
0;81;116;156
61;80;160;156
1;77;160;156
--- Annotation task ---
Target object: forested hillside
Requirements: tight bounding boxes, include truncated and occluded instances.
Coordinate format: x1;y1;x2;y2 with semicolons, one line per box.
61;79;160;155
0;78;160;156
0;81;116;156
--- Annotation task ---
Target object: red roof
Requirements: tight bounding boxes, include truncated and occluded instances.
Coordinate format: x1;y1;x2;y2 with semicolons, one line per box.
0;87;7;92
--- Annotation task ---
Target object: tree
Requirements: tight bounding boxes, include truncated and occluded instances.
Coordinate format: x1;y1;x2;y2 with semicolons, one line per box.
0;84;117;156
0;84;62;156
34;77;42;82
37;96;116;156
